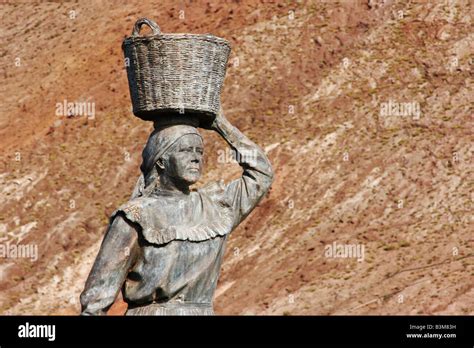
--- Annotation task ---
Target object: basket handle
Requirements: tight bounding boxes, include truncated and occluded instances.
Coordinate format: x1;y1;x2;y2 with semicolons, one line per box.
131;18;161;36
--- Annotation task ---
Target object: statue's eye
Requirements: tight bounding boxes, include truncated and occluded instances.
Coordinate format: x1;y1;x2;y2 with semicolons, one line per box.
180;147;203;154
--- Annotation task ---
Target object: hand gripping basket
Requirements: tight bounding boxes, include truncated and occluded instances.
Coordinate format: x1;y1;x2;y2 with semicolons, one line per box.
122;18;232;124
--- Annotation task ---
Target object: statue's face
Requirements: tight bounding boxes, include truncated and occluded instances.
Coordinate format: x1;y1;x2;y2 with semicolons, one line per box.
162;134;203;186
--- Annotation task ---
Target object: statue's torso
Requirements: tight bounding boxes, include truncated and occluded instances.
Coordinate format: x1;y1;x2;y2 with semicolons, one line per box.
112;186;235;315
125;235;228;315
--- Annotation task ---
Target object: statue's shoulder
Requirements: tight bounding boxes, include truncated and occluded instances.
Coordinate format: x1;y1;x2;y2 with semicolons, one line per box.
110;196;156;224
198;180;226;198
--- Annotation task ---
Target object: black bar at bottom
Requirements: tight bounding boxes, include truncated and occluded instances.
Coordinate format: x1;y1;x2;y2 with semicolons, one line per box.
0;315;472;346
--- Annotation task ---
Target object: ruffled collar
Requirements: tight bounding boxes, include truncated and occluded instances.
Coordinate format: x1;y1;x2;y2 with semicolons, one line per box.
111;186;234;245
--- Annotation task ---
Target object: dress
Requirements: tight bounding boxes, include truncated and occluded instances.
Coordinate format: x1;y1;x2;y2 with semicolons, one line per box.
80;142;273;315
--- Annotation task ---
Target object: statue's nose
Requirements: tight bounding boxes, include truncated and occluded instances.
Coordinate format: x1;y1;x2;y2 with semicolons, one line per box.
191;151;201;163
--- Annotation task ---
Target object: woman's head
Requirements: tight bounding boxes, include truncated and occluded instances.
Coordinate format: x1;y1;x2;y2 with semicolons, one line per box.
141;124;203;191
157;133;203;186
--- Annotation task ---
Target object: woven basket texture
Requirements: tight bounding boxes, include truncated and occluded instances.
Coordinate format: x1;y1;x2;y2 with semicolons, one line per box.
123;18;231;122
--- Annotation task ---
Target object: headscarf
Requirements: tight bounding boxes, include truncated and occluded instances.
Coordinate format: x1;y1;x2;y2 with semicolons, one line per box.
131;124;203;198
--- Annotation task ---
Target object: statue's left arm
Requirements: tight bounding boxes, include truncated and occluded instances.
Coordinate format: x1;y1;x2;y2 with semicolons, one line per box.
211;111;274;226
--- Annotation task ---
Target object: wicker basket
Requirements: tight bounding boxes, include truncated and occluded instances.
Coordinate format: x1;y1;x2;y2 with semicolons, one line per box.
122;18;231;123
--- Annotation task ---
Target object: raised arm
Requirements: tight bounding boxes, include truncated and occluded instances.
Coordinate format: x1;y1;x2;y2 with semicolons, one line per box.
210;111;274;227
80;214;139;315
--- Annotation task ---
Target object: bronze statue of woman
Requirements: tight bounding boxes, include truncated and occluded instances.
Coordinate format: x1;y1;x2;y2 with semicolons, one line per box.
80;111;273;315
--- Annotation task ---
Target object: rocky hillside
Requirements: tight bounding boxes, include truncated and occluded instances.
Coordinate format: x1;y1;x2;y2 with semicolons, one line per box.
0;0;472;315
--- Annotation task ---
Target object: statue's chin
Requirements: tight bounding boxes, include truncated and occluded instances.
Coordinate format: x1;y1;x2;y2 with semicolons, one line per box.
180;173;201;186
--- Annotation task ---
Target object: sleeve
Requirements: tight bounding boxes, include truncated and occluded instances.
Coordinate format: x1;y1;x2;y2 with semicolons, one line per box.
215;118;274;228
80;213;139;315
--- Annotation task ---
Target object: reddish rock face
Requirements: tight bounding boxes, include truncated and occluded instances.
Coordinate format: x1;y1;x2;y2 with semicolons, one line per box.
0;1;472;315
